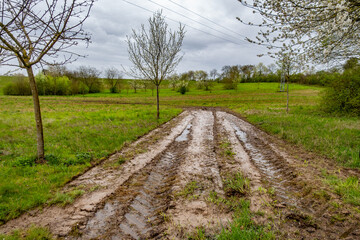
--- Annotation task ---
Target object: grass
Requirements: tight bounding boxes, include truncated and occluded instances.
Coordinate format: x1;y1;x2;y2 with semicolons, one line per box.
0;225;53;240
208;172;274;240
175;181;200;199
323;172;360;206
0;79;359;228
0;95;181;223
217;200;274;240
223;172;250;197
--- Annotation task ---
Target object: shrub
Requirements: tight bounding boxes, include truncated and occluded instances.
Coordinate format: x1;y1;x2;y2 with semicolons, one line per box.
321;69;360;116
179;86;187;94
177;80;189;94
12;156;37;167
35;73;71;95
3;76;31;96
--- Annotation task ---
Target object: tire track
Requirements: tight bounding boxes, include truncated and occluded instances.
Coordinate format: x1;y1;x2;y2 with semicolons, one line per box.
75;115;194;239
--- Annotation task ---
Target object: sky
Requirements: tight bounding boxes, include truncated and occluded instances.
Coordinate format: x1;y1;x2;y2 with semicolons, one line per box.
1;0;275;76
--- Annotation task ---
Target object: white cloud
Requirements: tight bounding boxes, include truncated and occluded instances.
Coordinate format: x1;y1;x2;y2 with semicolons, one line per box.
0;0;274;75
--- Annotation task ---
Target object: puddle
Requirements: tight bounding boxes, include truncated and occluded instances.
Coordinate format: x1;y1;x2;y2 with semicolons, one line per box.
232;124;298;207
175;124;192;142
78;123;192;239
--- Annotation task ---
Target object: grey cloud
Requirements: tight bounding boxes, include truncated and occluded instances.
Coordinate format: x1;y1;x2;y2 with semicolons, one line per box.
0;0;274;75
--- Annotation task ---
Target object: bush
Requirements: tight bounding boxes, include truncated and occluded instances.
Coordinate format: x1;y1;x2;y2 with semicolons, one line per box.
36;73;71;95
3;76;31;96
321;69;360;116
179;86;187;94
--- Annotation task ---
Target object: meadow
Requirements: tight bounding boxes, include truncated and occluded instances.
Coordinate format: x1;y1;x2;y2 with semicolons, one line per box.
0;77;359;226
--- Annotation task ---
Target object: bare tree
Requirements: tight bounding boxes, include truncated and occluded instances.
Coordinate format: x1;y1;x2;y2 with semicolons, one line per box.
0;0;94;162
105;67;122;93
277;51;300;113
127;10;185;119
209;69;219;82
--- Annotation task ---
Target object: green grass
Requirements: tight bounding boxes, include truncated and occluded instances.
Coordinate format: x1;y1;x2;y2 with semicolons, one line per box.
0;80;359;227
223;172;250;196
0;225;53;240
217;200;274;240
208;172;274;240
0;96;181;223
94;82;359;168
323;172;360;206
175;181;200;199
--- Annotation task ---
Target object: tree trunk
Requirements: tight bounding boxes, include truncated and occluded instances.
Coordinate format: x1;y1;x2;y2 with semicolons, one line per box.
286;75;289;114
26;66;45;162
156;85;160;119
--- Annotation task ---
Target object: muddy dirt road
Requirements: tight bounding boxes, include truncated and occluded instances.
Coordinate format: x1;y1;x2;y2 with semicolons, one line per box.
1;109;359;239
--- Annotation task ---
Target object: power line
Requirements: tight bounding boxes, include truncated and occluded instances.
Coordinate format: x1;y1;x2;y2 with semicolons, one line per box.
146;0;247;43
121;0;249;46
166;0;248;39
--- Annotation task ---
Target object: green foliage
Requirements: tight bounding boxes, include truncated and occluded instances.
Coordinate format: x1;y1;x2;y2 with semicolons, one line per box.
11;156;37;167
36;73;72;95
179;85;187;94
321;69;360;116
3;76;31;96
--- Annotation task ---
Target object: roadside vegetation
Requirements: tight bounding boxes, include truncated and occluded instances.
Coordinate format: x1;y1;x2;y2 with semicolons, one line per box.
0;59;359;237
0;96;181;223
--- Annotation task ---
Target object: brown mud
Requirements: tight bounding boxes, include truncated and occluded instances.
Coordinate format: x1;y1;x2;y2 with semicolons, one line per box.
0;109;359;239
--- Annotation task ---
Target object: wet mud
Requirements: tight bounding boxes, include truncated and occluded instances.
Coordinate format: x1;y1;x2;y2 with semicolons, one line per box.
218;111;360;239
1;109;359;239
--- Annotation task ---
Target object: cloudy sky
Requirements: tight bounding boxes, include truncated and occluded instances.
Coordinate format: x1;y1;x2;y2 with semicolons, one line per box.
2;0;275;76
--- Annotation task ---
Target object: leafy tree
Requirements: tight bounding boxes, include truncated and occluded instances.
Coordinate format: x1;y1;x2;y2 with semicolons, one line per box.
77;66;102;93
343;58;360;71
0;0;94;161
194;70;213;91
128;79;142;93
222;65;241;89
126;10;185;119
105;67;122;93
238;0;360;63
168;73;180;90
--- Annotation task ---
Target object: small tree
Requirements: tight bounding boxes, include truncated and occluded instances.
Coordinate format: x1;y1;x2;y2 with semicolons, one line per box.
0;0;94;162
168;73;180;90
127;10;185;119
276;51;300;113
222;65;241;90
210;69;219;82
128;79;141;93
105;67;122;93
77;66;102;93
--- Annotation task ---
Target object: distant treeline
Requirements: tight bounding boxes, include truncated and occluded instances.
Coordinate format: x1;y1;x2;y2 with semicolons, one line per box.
3;59;360;116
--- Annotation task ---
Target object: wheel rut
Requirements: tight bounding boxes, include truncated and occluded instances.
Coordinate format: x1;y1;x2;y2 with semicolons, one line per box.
74;117;193;239
217;111;360;239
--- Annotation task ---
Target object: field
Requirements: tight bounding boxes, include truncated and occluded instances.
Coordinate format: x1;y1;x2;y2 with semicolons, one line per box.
0;78;359;239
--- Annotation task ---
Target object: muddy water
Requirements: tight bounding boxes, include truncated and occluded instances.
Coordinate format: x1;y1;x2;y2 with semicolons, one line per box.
76;121;193;239
219;112;300;208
